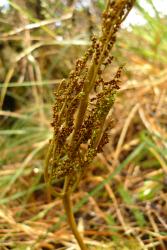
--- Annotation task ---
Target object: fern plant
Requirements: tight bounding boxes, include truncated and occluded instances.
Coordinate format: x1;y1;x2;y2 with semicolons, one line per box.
44;1;135;249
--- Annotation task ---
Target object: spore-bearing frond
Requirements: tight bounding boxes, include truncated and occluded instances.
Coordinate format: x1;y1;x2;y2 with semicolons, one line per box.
44;2;135;250
45;0;135;192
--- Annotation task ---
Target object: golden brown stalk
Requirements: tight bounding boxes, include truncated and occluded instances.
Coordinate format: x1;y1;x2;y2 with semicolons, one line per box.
44;1;135;249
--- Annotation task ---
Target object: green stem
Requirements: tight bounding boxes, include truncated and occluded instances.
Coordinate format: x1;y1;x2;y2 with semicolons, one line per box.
63;192;88;250
44;140;54;202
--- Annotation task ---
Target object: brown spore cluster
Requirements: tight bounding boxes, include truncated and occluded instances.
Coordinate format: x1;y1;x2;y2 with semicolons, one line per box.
45;0;135;192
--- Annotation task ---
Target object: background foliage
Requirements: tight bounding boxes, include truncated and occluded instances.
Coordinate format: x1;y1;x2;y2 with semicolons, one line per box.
0;1;167;249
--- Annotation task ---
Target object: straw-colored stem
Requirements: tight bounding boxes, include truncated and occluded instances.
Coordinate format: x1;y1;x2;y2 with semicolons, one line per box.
63;192;88;250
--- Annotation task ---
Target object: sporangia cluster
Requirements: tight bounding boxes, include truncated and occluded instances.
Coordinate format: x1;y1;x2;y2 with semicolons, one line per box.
45;0;135;193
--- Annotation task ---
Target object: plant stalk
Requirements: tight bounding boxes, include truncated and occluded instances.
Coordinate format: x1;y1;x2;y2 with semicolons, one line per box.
63;192;88;250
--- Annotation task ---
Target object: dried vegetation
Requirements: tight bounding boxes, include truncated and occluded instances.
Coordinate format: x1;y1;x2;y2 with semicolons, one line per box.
0;0;166;250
